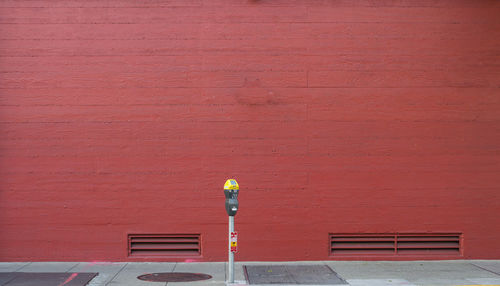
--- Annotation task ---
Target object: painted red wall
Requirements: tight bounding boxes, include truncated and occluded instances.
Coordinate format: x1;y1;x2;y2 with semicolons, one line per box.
1;0;499;262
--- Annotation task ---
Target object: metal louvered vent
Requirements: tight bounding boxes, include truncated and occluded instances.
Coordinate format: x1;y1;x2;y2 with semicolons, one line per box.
128;234;201;257
397;234;461;255
330;233;461;257
330;234;395;256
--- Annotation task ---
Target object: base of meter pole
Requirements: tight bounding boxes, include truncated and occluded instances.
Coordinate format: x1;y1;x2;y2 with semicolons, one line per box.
228;215;234;283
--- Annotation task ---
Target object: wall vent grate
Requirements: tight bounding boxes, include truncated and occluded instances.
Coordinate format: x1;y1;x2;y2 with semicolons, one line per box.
330;233;461;257
128;234;201;257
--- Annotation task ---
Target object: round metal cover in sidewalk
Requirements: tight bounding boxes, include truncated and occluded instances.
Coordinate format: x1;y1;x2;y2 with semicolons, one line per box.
137;272;212;282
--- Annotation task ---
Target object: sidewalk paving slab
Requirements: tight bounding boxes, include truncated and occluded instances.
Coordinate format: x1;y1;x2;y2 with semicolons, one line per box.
71;262;126;286
172;262;226;286
346;279;416;286
239;261;337;282
466;277;500;285
326;261;499;281
233;262;247;281
471;260;500;276
107;262;175;286
0;272;97;286
17;262;78;273
0;263;30;272
407;277;476;286
243;265;347;285
169;282;227;286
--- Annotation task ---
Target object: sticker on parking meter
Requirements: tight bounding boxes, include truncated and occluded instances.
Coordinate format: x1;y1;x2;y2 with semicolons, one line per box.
230;232;238;252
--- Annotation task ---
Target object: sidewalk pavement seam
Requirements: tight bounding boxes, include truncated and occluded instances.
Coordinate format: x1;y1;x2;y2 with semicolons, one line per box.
166;262;178;286
66;262;79;273
105;262;128;286
14;262;31;272
469;262;500;277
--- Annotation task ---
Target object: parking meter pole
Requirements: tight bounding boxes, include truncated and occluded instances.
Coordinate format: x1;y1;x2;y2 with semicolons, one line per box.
228;215;235;283
224;179;239;284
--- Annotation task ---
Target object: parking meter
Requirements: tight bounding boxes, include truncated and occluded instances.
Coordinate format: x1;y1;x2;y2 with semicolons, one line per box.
224;179;239;216
224;179;239;283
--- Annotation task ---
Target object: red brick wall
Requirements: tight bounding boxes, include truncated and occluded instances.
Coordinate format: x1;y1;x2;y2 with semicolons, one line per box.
1;0;499;261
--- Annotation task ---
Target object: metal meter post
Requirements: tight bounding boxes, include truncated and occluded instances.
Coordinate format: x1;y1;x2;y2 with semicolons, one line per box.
224;179;239;283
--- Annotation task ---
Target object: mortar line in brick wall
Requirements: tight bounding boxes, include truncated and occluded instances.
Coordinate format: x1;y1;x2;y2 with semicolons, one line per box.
1;86;495;90
2;21;489;24
1;119;499;126
5;53;497;58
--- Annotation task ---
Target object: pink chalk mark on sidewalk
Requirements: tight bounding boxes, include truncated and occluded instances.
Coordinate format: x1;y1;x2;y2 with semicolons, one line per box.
58;273;78;286
56;260;114;286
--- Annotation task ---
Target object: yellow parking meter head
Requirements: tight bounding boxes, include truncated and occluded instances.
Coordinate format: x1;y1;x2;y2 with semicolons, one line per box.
224;179;239;191
224;179;239;216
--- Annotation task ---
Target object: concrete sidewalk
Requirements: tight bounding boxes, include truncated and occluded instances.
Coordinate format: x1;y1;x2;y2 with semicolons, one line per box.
1;260;500;286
